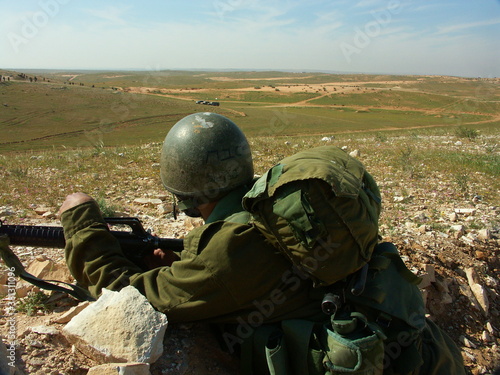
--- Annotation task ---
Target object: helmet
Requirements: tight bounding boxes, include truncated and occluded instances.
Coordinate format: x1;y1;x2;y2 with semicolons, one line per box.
160;112;254;204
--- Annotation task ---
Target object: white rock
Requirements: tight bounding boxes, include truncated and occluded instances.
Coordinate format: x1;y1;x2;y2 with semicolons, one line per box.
134;198;163;206
485;276;499;288
52;301;90;324
42;211;56;219
417;225;429;234
459;235;474;245
459;335;476;348
450;225;465;237
482;330;492;342
0;207;15;216
413;212;427;221
29;340;43;348
436;232;449;238
465;267;481;285
34;206;51;215
405;222;415;230
26;259;73;283
31;325;59;335
477;229;491;240
157;204;171;215
472;195;481;203
486;321;495;335
465;268;489;315
454;208;476;216
349;149;360;158
63;286;168;364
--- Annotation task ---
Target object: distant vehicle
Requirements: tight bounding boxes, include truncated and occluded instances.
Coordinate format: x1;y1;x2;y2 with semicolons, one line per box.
195;100;220;106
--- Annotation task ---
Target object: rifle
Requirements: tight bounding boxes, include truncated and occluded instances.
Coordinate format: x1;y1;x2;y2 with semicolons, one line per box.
0;217;184;264
0;217;184;301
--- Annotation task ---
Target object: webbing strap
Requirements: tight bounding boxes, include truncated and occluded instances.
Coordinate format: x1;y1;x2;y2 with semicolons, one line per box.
0;235;95;301
281;319;315;374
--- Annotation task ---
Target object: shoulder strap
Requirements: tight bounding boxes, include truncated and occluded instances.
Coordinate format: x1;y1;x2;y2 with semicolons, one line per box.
375;242;421;285
346;242;426;332
0;235;95;301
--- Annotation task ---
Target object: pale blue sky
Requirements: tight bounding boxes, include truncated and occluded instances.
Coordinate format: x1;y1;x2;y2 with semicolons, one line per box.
1;0;499;77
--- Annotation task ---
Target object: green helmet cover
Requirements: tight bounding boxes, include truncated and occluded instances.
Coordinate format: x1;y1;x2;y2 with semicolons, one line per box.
160;112;254;202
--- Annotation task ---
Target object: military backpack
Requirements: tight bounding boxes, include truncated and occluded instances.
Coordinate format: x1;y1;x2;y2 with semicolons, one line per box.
242;145;382;286
240;146;427;374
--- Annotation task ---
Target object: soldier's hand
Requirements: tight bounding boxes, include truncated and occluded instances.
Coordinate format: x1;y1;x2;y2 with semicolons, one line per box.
58;192;95;217
143;248;179;269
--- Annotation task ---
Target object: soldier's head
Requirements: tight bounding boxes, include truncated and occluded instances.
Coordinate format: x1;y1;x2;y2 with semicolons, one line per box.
160;112;254;217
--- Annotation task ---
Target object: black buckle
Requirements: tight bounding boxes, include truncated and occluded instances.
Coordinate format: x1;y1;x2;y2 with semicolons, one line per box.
321;293;342;315
376;313;392;329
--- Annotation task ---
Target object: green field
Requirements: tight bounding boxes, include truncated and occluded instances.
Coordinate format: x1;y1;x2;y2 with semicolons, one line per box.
0;69;498;152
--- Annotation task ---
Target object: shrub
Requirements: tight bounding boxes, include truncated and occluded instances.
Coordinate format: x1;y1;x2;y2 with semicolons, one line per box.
17;291;51;316
397;144;419;178
455;126;479;140
454;173;470;197
375;132;387;143
96;195;120;217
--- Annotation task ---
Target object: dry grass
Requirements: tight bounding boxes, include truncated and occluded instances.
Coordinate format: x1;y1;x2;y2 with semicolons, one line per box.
0;126;498;220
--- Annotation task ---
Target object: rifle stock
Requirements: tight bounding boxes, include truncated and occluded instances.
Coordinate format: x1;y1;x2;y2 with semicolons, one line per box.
0;217;184;266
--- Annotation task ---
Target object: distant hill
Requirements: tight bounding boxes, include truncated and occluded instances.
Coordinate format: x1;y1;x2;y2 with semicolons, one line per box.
1;69;498;152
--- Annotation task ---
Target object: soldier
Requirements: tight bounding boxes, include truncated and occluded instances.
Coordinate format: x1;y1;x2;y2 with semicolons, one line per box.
59;112;465;374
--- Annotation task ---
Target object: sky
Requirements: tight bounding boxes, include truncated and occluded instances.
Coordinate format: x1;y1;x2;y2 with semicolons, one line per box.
1;0;499;77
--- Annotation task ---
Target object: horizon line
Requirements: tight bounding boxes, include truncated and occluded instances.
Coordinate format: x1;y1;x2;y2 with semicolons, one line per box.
1;67;497;79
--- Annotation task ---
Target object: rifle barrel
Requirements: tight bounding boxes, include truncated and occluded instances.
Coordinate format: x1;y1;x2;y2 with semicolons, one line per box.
0;220;184;255
0;223;66;248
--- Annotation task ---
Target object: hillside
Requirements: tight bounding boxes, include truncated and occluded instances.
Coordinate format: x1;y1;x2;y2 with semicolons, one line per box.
0;70;499;374
1;70;498;152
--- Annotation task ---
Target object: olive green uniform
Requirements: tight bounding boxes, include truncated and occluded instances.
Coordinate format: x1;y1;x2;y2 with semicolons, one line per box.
62;185;326;324
61;185;465;374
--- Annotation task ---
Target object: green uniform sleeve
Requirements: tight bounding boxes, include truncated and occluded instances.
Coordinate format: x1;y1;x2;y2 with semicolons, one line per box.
61;201;239;321
61;201;145;296
62;201;322;323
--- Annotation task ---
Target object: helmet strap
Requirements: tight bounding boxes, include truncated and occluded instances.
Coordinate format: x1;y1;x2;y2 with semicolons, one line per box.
176;196;202;218
172;194;178;220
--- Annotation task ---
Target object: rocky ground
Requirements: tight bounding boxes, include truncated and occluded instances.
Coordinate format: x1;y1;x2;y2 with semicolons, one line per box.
0;133;499;374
